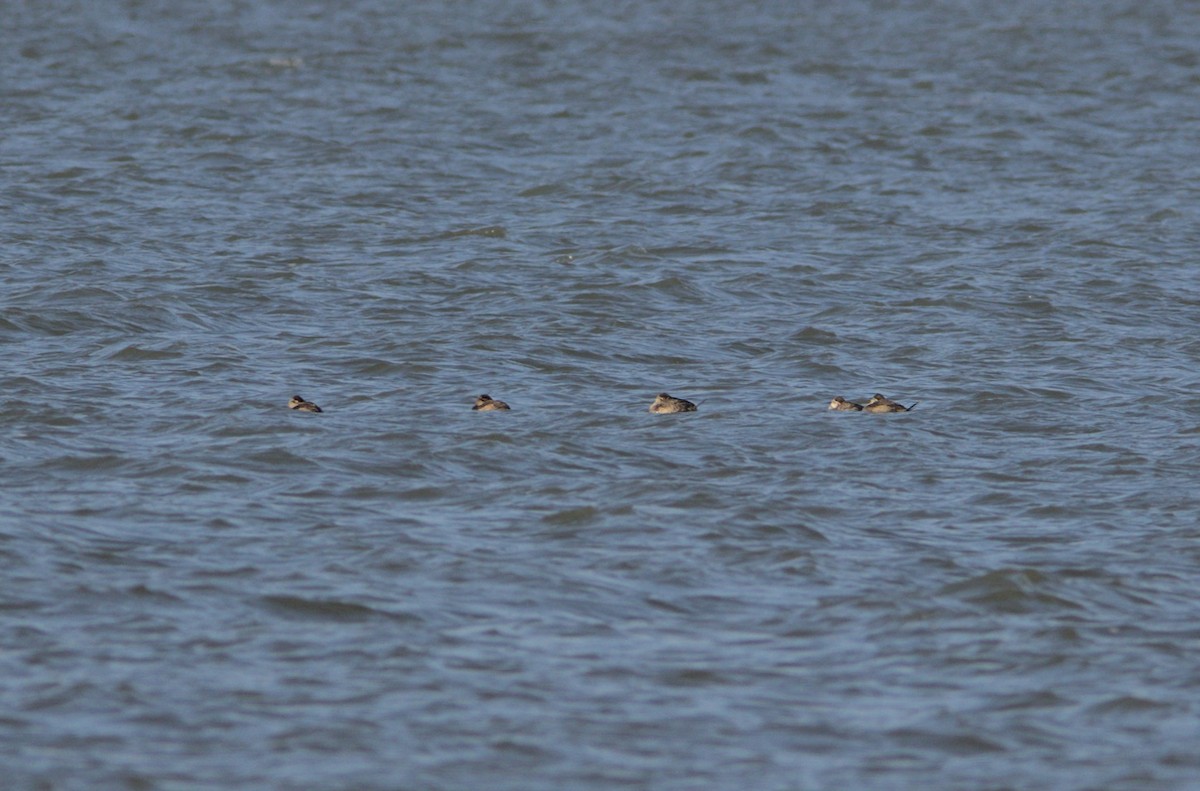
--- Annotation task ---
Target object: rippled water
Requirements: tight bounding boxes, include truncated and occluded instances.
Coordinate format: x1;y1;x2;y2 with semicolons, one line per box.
5;1;1200;789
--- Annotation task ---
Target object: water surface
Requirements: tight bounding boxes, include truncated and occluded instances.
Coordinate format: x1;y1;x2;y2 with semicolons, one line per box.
4;2;1200;789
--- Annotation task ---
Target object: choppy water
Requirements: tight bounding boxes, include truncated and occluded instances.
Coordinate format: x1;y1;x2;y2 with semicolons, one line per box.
4;1;1200;789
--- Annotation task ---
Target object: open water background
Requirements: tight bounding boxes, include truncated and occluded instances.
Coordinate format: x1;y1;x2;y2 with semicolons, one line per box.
4;1;1200;789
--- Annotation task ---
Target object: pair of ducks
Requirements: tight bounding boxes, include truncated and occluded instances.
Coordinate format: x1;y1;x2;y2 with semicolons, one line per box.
291;394;516;413
290;394;514;414
477;392;698;413
829;393;917;413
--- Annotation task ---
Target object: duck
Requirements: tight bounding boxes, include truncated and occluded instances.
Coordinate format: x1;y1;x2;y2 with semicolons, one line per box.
649;392;698;413
473;394;511;411
288;395;323;413
828;396;863;411
863;393;917;413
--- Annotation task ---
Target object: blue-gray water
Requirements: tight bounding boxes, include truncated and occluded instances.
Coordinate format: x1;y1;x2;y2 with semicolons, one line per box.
4;2;1200;789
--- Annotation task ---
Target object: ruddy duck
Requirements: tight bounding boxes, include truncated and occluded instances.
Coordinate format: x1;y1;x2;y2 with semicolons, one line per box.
649;392;697;413
863;393;917;413
473;394;511;411
828;396;863;411
288;395;323;413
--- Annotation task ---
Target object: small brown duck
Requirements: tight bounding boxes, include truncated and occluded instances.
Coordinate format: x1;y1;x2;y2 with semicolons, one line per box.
288;395;323;413
473;394;511;411
649;392;698;414
864;393;917;413
828;396;863;411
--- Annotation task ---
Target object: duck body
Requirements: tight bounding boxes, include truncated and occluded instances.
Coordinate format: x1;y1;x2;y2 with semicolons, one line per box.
649;392;697;413
288;395;323;413
828;396;863;411
473;394;511;411
863;394;917;413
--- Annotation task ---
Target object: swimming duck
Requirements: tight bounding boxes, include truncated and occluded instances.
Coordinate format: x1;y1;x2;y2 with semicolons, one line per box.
288;395;323;413
863;394;917;413
649;392;698;413
828;396;863;411
473;394;511;411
